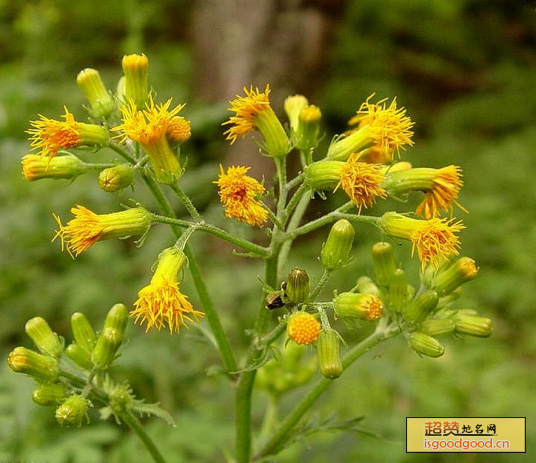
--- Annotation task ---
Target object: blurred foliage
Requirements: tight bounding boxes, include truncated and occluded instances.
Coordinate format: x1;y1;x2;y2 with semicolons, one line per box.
1;0;535;461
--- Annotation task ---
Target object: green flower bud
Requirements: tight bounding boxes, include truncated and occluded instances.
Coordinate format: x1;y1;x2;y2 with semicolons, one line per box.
409;332;445;358
295;105;322;151
25;317;63;357
316;329;343;379
454;315;492;338
321;219;355;271
55;394;91;427
71;312;96;354
334;292;383;322
98;164;134;192
432;257;479;296
65;343;93;370
103;303;128;333
7;347;59;381
108;383;134;416
284;94;309;131
91;328;122;369
22;154;86;181
122;54;148;109
77;68;114;118
355;276;380;297
404;289;439;324
420;318;455;337
388;269;408;313
371;242;396;286
285;268;310;304
32;382;67;406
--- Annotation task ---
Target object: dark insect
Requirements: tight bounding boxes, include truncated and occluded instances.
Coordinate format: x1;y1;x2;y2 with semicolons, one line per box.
265;291;284;310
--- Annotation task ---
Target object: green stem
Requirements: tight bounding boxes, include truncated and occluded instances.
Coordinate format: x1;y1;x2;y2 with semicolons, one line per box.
277;191;311;275
282;183;309;227
275;157;288;219
108;142;137;164
170;183;200;219
286;203;381;241
122;410;167;463
142;172;237;376
152;215;269;257
254;324;401;460
309;269;332;302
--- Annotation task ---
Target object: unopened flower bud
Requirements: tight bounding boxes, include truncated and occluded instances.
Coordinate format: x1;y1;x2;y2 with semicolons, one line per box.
77;68;114;118
25;317;63;358
108;383;134;416
409;332;445;358
91;304;127;369
7;347;59;381
316;329;343;379
284;94;309;131
122;54;149;109
71;312;96;354
420;318;455;337
55;394;91;427
334;292;383;322
285;268;310;304
432;257;479;296
372;242;396;286
22;154;86;181
32;383;67;406
295;105;322;151
321;219;355;271
287;312;321;345
388;269;408;313
65;343;93;370
98;164;134;192
355;276;380;297
453;315;492;338
404;289;439;324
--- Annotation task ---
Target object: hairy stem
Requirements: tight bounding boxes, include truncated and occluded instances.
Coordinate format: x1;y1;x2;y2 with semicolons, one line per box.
122;410;167;463
169;182;200;219
254;324;401;459
142;172;237;376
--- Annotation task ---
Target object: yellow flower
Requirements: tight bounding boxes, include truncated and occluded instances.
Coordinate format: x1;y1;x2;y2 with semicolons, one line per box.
21;154;85;181
214;165;268;227
52;205;153;258
383;165;465;218
114;95;187;184
122;53;149;109
335;153;387;212
380;212;465;269
336;94;414;163
223;85;290;157
131;247;204;333
287;312;321;345
414;166;466;219
27;107;109;161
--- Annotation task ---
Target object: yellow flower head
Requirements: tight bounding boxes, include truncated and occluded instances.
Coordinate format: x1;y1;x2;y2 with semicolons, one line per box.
114;95;187;184
223;85;290;157
214;165;268;227
28;108;109;161
166;116;191;144
21;154;84;181
360;294;384;321
287;312;321;345
28;108;81;160
335;153;387;212
347;95;414;161
131;247;204;333
115;95;186;146
52;205;152;258
380;212;465;269
415;165;466;219
223;85;272;144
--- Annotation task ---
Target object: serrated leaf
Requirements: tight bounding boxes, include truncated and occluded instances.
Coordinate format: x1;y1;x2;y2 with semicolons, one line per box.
130;402;176;427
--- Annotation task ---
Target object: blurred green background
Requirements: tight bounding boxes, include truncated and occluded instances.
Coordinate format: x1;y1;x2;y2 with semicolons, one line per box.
1;0;535;461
